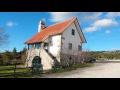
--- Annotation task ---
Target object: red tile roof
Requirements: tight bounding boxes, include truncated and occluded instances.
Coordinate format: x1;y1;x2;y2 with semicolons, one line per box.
25;17;76;44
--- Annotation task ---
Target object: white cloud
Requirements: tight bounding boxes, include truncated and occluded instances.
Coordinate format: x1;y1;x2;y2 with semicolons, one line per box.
48;12;118;33
6;21;17;27
93;19;118;27
106;12;120;18
84;26;97;33
49;12;78;22
81;12;102;22
49;12;102;23
105;30;111;34
84;19;118;33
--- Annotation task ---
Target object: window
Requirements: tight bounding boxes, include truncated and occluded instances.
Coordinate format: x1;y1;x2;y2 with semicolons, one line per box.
69;43;72;50
72;29;75;35
78;45;82;51
28;44;34;50
35;43;41;49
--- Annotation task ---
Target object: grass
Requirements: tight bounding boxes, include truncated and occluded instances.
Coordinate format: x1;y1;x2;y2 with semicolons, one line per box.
44;62;94;74
0;63;94;78
0;65;34;78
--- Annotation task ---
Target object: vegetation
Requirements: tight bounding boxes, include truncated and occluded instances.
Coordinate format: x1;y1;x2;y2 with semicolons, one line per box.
81;48;120;60
0;47;27;66
44;63;93;74
0;27;9;48
90;51;120;60
0;65;33;78
0;62;93;78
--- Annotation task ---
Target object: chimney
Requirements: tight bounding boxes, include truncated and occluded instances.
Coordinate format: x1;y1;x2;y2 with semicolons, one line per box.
38;21;46;32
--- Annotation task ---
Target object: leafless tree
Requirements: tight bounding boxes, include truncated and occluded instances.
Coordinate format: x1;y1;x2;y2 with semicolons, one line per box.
0;27;9;48
81;48;91;61
60;45;83;67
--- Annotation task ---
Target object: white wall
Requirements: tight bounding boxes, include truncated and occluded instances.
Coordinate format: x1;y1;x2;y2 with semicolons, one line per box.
49;35;61;62
62;21;82;55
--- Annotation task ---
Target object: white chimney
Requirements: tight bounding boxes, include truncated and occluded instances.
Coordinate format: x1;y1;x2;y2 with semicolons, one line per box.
38;21;46;32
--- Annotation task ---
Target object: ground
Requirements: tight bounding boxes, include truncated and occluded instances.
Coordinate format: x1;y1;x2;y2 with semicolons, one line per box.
33;60;120;78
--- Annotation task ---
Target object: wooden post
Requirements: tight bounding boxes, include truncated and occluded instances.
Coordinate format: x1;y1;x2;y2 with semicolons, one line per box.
14;63;16;78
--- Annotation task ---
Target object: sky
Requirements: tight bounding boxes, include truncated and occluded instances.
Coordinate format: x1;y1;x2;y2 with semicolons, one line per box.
0;12;120;52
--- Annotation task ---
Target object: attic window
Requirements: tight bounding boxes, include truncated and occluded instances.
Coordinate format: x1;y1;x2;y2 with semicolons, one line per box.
72;29;75;35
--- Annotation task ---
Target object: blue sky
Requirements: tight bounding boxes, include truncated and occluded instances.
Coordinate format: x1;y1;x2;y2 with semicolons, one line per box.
0;12;120;52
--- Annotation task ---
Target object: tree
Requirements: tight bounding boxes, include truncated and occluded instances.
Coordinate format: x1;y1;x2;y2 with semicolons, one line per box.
2;50;13;65
20;47;27;64
81;48;91;61
0;27;9;48
21;46;27;54
12;47;17;56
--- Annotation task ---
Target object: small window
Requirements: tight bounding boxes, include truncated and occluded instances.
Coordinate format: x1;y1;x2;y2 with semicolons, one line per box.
69;43;72;50
35;43;41;49
78;45;82;51
72;29;75;35
28;44;34;50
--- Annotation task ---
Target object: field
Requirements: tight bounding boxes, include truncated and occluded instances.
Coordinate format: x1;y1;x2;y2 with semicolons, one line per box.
0;65;33;78
0;63;93;78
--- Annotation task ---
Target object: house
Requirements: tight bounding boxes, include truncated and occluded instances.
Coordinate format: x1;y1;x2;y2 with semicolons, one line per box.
24;17;86;70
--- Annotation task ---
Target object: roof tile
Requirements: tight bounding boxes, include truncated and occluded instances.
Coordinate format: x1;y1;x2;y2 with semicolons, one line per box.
25;17;76;44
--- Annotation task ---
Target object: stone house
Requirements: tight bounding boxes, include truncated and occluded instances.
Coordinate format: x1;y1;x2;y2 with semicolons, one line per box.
24;17;86;70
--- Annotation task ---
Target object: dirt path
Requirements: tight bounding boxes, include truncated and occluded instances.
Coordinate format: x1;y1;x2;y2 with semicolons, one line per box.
33;60;120;78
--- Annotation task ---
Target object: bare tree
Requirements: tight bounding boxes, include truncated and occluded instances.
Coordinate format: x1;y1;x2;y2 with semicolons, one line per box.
81;48;91;62
60;45;83;67
0;27;9;48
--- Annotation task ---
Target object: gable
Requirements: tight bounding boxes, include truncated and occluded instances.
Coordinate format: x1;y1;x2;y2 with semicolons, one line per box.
24;17;86;44
74;18;87;43
62;19;86;43
62;21;82;46
25;17;76;44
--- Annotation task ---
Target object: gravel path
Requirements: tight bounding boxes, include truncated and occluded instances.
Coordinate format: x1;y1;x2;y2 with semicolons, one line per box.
34;60;120;78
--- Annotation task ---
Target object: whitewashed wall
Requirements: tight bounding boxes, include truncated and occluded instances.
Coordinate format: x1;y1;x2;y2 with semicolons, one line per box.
49;35;61;62
61;21;82;55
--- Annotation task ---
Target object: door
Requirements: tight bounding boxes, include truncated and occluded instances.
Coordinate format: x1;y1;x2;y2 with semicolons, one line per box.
32;56;42;68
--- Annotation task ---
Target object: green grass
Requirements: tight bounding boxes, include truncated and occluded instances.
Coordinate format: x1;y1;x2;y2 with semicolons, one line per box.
45;62;94;74
0;65;34;78
0;63;94;78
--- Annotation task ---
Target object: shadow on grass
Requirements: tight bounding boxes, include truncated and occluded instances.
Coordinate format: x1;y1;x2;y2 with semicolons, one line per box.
0;63;93;78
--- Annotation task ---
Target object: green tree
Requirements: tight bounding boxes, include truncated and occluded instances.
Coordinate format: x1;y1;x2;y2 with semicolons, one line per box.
12;47;17;56
20;47;27;64
0;54;3;65
2;50;13;65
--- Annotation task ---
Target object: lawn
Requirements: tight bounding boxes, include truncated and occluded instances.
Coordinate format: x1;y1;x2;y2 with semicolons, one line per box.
0;63;93;78
46;62;93;73
0;65;33;78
